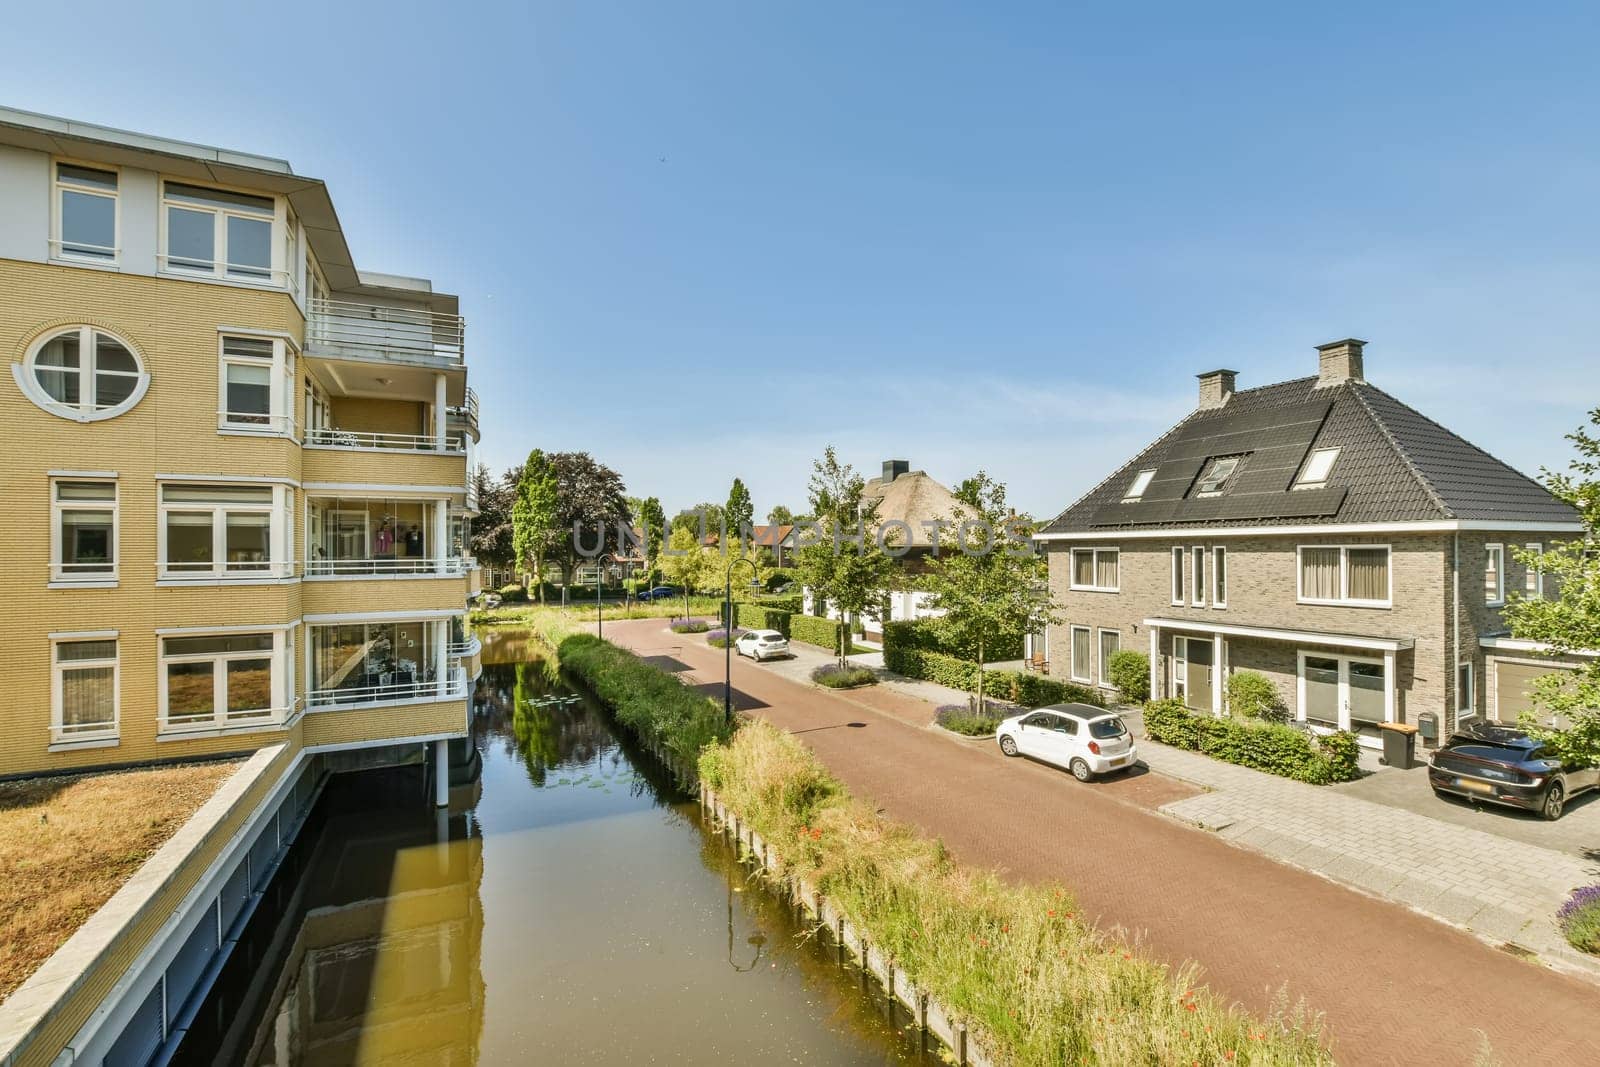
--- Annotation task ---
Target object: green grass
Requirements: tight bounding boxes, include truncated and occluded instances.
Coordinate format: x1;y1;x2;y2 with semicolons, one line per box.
472;597;728;628
700;721;1331;1066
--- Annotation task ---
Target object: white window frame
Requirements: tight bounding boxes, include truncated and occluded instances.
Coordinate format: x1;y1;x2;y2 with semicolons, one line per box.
1122;468;1156;502
159;178;285;287
1190;544;1206;606
158;483;291;580
1194;455;1242;496
1069;625;1093;683
13;325;150;423
1484;543;1505;606
1068;547;1119;592
1293;447;1341;489
1212;545;1227;608
1096;628;1121;688
51;160;120;265
1456;661;1475;718
50;634;119;744
217;332;297;435
50;476;119;585
1296;544;1392;608
1524;542;1543;599
159;629;289;735
1171;546;1185;606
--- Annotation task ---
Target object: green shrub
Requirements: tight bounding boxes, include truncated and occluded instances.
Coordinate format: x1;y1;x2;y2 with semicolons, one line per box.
884;645;1103;709
497;583;529;602
881;617;1023;662
811;664;876;689
731;601;794;635
789;613;844;652
1105;650;1150;702
935;704;1004;736
1227;670;1286;721
1144;699;1360;784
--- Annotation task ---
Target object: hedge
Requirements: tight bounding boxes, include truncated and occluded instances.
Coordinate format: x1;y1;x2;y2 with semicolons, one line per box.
1143;699;1360;784
883;645;1103;709
881;618;1023;663
788;612;845;652
728;601;795;636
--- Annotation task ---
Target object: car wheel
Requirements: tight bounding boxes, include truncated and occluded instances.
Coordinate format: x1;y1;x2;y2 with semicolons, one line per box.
1070;758;1093;783
1542;781;1565;821
999;735;1019;757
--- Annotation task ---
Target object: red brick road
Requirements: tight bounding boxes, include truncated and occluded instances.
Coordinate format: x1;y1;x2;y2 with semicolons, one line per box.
607;619;1600;1064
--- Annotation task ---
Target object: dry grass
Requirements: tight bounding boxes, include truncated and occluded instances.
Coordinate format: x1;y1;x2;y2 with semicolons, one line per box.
702;721;1332;1065
0;760;240;1002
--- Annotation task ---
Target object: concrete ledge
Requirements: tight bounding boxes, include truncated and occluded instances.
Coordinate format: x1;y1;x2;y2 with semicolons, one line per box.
0;745;288;1067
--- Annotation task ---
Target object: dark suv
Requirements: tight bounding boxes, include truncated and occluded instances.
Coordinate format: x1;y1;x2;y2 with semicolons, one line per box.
1428;722;1599;820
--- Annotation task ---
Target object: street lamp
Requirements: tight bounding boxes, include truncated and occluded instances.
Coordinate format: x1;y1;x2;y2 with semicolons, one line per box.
596;552;612;638
723;555;760;727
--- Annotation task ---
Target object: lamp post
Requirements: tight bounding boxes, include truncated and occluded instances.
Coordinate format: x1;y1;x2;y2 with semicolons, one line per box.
723;555;759;727
596;552;612;638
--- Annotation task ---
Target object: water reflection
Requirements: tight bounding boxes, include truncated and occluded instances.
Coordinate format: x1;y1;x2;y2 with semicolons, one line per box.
181;630;934;1065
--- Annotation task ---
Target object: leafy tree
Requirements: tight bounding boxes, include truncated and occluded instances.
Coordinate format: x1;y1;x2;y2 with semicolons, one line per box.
767;505;796;525
1505;408;1600;767
512;449;559;602
726;477;754;552
638;495;667;585
919;471;1058;710
795;446;899;666
546;452;633;605
672;502;726;543
469;463;516;570
661;523;714;619
724;543;775;603
1106;650;1151;703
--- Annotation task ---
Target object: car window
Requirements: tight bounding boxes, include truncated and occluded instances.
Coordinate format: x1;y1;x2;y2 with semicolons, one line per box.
1054;717;1077;735
1021;713;1053;728
1449;743;1525;764
1089;718;1127;739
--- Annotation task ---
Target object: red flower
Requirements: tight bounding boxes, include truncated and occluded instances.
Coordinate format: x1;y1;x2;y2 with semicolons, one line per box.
1047;909;1056;917
1184;1003;1198;1013
1225;1053;1236;1062
1001;924;1010;933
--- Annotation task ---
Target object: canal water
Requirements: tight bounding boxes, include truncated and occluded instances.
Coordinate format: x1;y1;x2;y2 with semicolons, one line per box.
177;628;936;1065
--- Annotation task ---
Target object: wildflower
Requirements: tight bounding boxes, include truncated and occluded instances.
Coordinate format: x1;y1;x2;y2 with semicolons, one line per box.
1001;924;1010;933
1184;1003;1198;1013
1225;1053;1236;1062
1047;909;1056;917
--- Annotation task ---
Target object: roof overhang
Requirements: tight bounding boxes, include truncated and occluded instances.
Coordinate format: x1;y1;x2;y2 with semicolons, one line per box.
1478;636;1599;659
1141;617;1414;652
1035;519;1585;542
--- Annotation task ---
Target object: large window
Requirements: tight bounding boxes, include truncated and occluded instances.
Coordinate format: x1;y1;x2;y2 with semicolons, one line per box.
52;637;118;742
1298;545;1391;607
1069;625;1092;683
162;181;276;282
54;163;118;262
307;497;447;575
309;620;456;705
217;334;294;433
161;632;280;732
52;479;117;582
160;483;283;578
1069;547;1119;592
17;325;147;421
1097;629;1121;688
1484;543;1505;606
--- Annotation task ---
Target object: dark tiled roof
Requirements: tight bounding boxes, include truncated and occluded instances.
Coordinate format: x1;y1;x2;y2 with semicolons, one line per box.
1043;376;1579;534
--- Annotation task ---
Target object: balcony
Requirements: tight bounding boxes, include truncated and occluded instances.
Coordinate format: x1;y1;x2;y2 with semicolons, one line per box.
306;427;465;454
307;298;465;366
306;556;470;578
307;666;466;710
448;387;480;440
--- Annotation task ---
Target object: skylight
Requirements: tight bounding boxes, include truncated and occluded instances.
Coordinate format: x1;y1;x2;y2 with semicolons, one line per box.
1123;468;1156;502
1294;447;1341;489
1194;455;1242;496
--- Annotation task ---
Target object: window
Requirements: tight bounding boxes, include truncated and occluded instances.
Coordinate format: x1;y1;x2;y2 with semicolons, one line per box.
161;632;280;732
160;483;283;578
1212;546;1227;608
1194;455;1243;496
52;480;117;582
218;334;294;432
1122;468;1156;502
162;181;276;282
52;637;118;742
1191;545;1206;606
1524;543;1543;598
309;620;453;705
16;326;147;421
1297;545;1391;606
1069;548;1119;592
1484;543;1504;605
1294;447;1340;489
54;163;117;262
1171;546;1185;605
1070;626;1092;683
1457;662;1475;717
1097;629;1121;687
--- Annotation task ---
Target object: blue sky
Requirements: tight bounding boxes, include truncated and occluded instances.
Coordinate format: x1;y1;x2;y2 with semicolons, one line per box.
5;2;1598;519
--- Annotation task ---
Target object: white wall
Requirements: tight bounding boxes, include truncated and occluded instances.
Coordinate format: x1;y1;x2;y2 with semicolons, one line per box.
0;143;49;264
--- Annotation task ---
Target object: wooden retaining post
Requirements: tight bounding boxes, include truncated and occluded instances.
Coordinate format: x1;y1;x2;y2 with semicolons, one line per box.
957;1023;968;1066
836;914;846;967
918;992;929;1041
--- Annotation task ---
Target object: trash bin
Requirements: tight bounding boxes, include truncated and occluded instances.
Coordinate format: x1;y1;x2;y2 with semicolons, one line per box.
1377;721;1419;769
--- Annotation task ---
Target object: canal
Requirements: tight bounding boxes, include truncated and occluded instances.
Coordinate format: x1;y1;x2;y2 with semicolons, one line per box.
176;628;936;1064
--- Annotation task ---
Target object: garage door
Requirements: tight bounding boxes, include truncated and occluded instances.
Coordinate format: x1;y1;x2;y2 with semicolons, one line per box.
1492;661;1571;722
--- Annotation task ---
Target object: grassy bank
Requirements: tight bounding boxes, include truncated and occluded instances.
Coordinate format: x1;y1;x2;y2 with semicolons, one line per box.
472;596;728;628
700;721;1330;1066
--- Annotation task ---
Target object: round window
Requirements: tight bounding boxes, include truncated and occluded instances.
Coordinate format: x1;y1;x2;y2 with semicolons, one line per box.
15;326;148;421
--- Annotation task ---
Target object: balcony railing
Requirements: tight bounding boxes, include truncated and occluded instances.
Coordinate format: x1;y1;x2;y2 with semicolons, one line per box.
305;556;469;578
307;667;466;710
447;634;482;658
305;427;465;453
448;387;480;438
307;298;465;364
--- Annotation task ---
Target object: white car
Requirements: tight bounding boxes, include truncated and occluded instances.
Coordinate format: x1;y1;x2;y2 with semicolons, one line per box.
734;629;790;661
996;704;1138;781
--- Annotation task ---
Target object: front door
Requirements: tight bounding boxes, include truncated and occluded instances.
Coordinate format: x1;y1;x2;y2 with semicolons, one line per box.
1298;652;1388;745
1174;636;1214;714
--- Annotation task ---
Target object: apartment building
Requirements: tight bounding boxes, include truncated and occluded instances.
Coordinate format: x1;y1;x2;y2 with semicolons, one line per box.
1036;340;1586;750
0;107;486;781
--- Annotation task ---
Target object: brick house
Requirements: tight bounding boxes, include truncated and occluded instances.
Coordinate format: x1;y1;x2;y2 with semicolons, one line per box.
1035;339;1585;751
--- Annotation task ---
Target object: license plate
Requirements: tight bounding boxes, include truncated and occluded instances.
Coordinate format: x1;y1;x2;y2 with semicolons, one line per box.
1111;755;1129;767
1456;778;1495;795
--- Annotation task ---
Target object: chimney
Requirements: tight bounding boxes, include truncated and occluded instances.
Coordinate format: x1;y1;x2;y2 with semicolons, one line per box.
1196;369;1237;410
882;459;909;483
1315;338;1366;387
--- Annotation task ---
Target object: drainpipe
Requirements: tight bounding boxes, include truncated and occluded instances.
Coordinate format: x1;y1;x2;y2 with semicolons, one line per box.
1452;532;1461;736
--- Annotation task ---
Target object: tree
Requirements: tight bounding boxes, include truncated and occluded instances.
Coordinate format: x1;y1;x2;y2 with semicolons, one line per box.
512;449;559;602
469;463;516;570
546;452;633;605
794;446;899;665
919;471;1058;710
724;543;775;603
638;495;667;585
726;477;754;552
767;505;795;525
661;524;714;620
672;502;725;543
1504;408;1600;767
